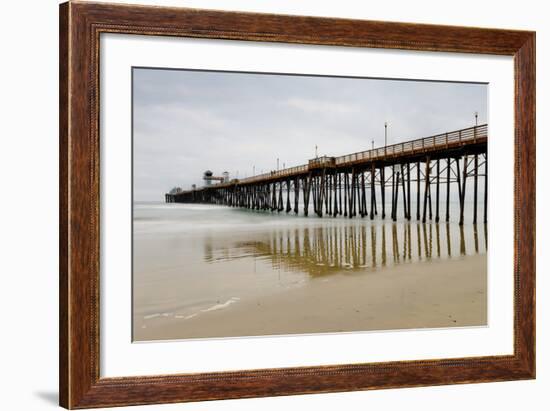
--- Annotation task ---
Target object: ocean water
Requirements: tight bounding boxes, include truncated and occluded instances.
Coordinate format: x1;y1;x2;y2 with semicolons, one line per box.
132;201;486;338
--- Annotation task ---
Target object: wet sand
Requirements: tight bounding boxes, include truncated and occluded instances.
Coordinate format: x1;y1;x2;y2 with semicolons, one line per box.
135;254;486;341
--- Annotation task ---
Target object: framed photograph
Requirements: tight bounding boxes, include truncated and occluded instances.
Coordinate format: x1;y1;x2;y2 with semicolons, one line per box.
59;1;535;408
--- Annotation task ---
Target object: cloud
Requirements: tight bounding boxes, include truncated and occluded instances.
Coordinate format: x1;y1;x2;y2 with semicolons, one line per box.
285;97;361;115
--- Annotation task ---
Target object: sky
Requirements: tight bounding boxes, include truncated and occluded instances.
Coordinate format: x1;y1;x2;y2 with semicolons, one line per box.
133;68;487;201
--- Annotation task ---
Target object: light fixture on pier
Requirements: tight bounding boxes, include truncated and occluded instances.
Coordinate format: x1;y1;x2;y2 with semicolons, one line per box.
384;121;388;156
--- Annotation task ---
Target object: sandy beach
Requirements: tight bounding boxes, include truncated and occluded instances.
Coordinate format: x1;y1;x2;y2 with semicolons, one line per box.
135;253;486;341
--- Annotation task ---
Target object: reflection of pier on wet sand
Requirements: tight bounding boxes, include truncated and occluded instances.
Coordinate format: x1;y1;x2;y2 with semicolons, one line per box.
204;222;486;277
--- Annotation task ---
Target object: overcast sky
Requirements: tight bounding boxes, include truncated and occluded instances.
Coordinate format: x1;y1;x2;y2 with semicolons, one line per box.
133;68;487;201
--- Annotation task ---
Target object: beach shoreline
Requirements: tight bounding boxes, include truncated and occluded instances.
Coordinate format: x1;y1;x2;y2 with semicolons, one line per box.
134;253;487;341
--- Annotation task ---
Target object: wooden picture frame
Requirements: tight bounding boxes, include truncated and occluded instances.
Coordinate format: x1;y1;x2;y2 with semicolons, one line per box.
59;1;535;408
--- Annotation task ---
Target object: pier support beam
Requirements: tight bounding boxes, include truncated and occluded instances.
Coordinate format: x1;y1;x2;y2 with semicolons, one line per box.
373;170;378;215
333;172;339;217
484;155;488;224
370;163;376;220
435;159;440;222
349;169;356;218
381;166;386;219
391;166;395;220
406;162;411;220
353;174;361;216
304;175;312;216
446;158;451;222
455;158;462;222
328;173;332;215
278;181;284;212
338;173;342;215
318;170;326;217
313;176;319;216
459;156;468;226
393;170;400;222
361;172;367;218
326;175;330;216
344;172;348;217
271;183;277;211
422;157;430;223
473;154;479;223
401;163;407;220
294;177;299;214
286;179;291;213
416;161;421;221
428;179;433;220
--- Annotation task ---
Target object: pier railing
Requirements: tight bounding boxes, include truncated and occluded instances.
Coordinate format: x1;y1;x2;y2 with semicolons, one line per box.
334;124;487;165
182;124;487;189
236;164;310;185
235;124;486;185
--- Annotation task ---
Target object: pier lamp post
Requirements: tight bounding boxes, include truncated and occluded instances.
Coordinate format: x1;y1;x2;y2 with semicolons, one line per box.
475;111;478;126
372;140;374;150
253;165;255;175
277;158;279;171
384;122;388;155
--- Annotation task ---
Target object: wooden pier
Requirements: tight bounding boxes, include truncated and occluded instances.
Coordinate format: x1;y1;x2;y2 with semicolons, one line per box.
166;124;488;225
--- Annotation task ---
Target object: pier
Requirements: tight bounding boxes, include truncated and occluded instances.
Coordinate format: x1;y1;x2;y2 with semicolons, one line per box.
166;124;487;225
